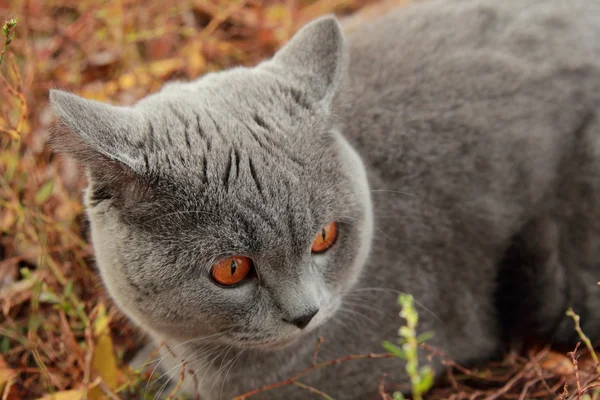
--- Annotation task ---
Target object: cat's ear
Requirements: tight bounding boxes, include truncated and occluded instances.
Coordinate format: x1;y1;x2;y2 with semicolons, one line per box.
266;15;347;107
48;90;151;205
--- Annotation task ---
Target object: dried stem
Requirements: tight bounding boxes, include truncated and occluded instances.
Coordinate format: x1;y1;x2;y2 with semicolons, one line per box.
569;342;582;400
164;343;188;400
313;336;324;365
232;352;393;399
293;381;334;399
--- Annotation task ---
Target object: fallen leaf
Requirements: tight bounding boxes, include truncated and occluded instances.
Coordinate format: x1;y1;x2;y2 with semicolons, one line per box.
118;73;137;90
186;42;206;77
88;303;117;400
148;58;184;79
0;354;17;397
86;50;121;67
540;351;575;376
37;389;86;400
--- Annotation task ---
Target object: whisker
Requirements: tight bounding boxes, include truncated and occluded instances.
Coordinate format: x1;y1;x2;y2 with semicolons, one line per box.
337;305;380;327
218;348;246;399
146;331;228;394
209;339;240;393
346;287;445;326
152;345;215;400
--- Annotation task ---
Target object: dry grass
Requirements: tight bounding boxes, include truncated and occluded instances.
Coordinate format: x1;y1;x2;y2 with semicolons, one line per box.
0;0;599;399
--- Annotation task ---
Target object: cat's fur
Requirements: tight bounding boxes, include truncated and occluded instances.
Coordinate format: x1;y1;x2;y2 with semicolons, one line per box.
49;0;600;398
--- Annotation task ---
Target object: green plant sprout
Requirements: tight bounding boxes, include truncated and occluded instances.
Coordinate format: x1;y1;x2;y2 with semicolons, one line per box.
1;18;18;67
382;294;434;400
567;307;600;373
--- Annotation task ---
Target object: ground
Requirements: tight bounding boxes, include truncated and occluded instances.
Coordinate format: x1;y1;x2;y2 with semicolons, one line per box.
0;0;598;399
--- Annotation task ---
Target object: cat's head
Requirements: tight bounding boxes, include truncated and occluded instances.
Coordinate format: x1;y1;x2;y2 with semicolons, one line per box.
49;16;373;348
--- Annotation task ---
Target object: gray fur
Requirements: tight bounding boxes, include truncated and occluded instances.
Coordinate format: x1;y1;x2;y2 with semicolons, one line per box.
49;1;600;398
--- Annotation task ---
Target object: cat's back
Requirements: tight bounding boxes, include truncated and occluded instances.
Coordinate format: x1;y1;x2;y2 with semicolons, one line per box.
335;0;600;187
337;0;600;127
344;0;600;81
334;0;600;244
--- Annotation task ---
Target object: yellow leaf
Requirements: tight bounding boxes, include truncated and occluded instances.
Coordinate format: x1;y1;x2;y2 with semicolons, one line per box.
104;81;119;96
88;303;117;400
186;43;206;77
37;389;86;400
149;58;183;78
118;73;136;90
93;303;111;337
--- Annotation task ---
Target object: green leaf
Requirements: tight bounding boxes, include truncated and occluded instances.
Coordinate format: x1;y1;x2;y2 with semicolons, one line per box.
415;368;434;392
393;392;405;400
417;331;434;343
27;314;44;333
382;340;407;359
399;326;413;337
20;267;31;279
63;280;74;297
35;181;54;204
0;336;10;354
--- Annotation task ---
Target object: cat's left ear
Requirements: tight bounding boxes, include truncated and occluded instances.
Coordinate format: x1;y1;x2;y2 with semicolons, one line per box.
264;15;347;108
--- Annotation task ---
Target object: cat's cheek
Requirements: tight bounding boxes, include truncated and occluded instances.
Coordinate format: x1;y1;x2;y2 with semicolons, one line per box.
332;131;375;290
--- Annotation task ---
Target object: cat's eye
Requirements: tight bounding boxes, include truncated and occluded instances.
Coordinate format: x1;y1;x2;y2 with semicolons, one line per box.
211;256;253;286
311;222;338;253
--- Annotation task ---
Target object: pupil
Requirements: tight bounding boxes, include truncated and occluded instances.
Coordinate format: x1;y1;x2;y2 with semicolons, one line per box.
230;259;237;276
321;229;326;242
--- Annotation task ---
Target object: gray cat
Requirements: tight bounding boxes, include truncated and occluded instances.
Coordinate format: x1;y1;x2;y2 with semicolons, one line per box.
48;0;600;398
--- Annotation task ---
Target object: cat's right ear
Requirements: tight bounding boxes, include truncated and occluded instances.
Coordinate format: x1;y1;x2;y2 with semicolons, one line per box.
48;90;151;205
263;16;347;108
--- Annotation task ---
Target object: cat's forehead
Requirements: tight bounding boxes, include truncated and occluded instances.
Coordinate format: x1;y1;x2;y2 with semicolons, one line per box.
138;67;313;122
129;68;334;184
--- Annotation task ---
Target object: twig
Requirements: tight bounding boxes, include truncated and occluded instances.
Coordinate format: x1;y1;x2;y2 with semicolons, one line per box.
482;350;547;400
97;381;121;400
378;373;391;400
421;343;477;376
517;377;541;400
528;347;555;395
165;343;187;400
293;381;334;399
581;382;600;393
569;342;582;400
567;308;600;372
232;352;393;399
1;18;18;67
313;336;324;365
558;382;569;400
482;367;529;400
1;378;14;400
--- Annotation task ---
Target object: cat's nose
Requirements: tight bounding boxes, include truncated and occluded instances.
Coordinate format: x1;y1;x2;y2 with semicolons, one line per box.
283;309;319;329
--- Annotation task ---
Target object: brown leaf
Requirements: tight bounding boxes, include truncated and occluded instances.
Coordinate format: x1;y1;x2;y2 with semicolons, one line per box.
0;355;17;398
540;351;575;376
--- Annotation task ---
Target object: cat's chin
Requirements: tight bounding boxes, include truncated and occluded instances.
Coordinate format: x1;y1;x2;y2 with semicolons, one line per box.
240;336;300;351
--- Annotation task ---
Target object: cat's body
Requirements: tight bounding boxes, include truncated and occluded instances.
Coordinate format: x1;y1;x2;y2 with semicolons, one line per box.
49;0;600;398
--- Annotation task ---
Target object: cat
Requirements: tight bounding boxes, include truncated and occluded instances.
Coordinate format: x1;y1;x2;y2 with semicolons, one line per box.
48;0;600;398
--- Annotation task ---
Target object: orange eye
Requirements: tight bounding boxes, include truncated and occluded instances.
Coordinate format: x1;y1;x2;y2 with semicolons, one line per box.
311;222;338;253
211;256;253;286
